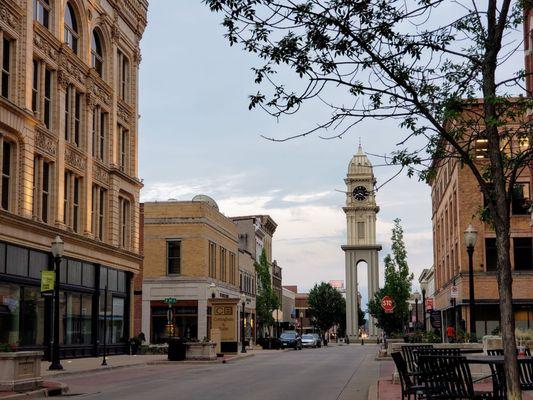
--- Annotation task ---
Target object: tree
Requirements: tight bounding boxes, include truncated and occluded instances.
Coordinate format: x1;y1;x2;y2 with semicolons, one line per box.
368;219;413;335
205;1;532;396
255;248;279;336
308;282;345;337
358;305;367;329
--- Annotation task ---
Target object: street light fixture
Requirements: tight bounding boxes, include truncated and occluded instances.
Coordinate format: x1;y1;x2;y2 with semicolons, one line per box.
408;303;413;332
209;282;217;299
413;291;420;330
421;288;427;333
240;293;247;353
464;224;478;342
49;235;64;371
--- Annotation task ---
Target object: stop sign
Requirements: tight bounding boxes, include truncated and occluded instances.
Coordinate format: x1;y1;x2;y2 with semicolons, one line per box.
381;295;395;313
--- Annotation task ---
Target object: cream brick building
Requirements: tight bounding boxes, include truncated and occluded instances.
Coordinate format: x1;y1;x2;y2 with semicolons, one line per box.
0;0;147;358
141;197;243;350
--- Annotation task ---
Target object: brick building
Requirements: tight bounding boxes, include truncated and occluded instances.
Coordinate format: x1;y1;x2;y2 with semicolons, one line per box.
141;197;242;345
0;0;147;358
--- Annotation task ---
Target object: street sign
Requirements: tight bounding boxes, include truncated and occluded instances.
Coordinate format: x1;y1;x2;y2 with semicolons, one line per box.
426;298;434;311
380;295;395;313
40;271;55;296
450;285;459;298
163;297;177;304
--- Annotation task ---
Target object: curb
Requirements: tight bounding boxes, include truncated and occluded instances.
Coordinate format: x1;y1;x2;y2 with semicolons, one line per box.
0;381;68;400
42;362;151;378
367;382;378;400
222;353;255;363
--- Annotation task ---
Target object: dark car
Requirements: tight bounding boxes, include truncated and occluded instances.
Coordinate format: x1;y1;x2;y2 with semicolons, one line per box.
279;331;302;350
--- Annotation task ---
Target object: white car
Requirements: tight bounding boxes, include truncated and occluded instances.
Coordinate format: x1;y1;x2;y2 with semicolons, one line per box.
301;334;318;348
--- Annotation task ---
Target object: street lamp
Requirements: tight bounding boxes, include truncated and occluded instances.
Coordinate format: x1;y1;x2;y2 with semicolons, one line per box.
408;303;413;332
421;288;427;333
413;291;420;330
240;293;247;353
49;235;64;370
209;282;217;299
464;224;478;342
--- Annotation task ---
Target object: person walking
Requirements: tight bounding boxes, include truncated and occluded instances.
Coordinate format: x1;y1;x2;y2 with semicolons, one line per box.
446;324;456;343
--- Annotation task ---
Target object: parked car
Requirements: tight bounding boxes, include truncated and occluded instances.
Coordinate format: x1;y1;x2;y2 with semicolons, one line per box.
311;333;322;348
301;334;318;348
279;331;302;350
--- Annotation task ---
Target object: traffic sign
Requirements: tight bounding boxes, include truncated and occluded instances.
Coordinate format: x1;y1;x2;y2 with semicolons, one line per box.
380;295;395;313
450;285;458;298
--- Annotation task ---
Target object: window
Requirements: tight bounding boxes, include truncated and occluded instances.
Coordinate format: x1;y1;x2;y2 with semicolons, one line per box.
514;238;533;270
117;51;129;101
1;36;12;98
65;85;82;147
485;238;498;271
118;197;131;249
91;30;104;77
209;242;216;278
64;2;79;54
33;157;52;223
118;125;129;173
32;61;53;129
64;171;81;232
167;241;181;275
33;0;50;28
229;252;236;285
92;106;107;160
475;139;488;159
91;185;106;240
1;138;13;210
512;183;530;215
220;248;226;282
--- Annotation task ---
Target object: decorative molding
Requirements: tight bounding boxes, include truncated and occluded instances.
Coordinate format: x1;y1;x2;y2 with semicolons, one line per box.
35;129;57;157
117;101;131;123
0;3;18;31
110;0;148;36
57;69;69;90
65;146;86;172
58;50;87;88
94;163;110;185
33;32;59;61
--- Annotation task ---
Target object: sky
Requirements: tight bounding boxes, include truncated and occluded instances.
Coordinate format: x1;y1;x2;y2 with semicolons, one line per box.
135;1;473;306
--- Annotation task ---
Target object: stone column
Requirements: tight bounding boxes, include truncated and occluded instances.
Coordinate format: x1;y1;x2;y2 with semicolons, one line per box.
197;298;208;340
345;250;358;339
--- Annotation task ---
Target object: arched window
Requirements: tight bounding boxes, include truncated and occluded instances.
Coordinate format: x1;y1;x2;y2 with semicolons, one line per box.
33;0;50;28
91;30;104;77
64;2;79;53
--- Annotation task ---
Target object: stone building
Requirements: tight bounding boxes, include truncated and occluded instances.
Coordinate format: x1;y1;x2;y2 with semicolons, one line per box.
0;0;147;358
281;285;296;330
141;197;241;346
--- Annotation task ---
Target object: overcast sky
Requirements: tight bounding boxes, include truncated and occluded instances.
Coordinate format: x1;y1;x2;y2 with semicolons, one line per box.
135;1;478;306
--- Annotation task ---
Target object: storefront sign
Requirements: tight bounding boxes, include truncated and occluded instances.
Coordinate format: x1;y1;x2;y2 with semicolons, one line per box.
380;295;395;313
40;271;55;296
425;298;434;311
430;310;442;330
212;304;237;341
450;285;458;298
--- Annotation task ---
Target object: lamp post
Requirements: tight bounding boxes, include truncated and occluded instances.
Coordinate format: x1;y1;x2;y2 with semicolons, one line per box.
209;282;217;299
464;224;478;342
413;291;420;331
240;293;247;353
408;303;413;332
49;235;64;370
421;288;427;332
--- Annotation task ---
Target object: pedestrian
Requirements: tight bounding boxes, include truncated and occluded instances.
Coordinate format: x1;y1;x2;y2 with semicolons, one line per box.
446;324;456;343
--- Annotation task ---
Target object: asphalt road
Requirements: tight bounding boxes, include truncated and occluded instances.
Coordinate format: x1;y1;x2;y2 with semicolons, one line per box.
54;344;380;400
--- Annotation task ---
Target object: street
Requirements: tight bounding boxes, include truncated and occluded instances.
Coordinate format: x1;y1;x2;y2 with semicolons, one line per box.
51;345;380;400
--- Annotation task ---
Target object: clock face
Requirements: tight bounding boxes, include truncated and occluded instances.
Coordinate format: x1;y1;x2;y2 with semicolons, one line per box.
352;186;369;201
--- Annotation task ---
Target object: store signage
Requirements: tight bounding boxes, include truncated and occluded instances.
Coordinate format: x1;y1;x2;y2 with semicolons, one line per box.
380;295;395;313
212;304;236;341
426;298;434;311
163;297;177;304
40;271;55;296
450;285;459;298
430;310;442;330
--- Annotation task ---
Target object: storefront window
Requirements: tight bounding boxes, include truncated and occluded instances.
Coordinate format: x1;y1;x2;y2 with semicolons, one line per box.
29;250;48;279
64;293;93;345
0;243;5;273
6;245;28;276
112;297;124;343
0;283;44;346
67;260;82;286
99;289;112;344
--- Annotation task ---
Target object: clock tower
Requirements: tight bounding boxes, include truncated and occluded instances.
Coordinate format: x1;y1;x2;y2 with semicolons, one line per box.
342;144;381;339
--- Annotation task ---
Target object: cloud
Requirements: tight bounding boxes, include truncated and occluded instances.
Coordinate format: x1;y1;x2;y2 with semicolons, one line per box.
282;191;332;203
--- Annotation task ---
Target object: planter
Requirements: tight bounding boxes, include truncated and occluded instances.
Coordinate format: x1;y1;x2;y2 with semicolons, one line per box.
185;342;217;361
482;335;533;353
0;351;43;392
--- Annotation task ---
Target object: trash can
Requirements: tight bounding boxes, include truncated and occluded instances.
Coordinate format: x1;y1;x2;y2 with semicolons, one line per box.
168;337;186;361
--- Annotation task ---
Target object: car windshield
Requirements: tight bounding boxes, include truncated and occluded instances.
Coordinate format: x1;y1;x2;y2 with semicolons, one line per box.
302;335;314;339
280;333;296;339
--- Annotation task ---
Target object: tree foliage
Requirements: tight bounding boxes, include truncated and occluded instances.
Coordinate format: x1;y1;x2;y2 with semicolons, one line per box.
368;219;413;335
206;1;532;396
255;248;279;333
308;282;345;334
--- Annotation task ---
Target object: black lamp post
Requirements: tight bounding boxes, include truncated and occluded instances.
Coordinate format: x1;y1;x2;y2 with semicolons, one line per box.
49;235;64;370
413;291;420;330
464;224;478;342
102;285;108;366
408;303;413;332
240;293;247;353
421;288;427;332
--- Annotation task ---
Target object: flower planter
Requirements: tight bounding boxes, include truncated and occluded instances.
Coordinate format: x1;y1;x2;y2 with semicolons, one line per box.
0;351;43;392
185;342;217;361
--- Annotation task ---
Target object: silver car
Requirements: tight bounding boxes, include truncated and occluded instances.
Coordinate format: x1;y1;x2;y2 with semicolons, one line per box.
311;333;322;347
301;334;318;348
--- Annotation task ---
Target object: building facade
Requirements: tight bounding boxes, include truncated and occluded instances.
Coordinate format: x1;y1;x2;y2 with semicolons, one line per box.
281;285;296;330
141;197;242;346
0;0;147;358
418;267;436;333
